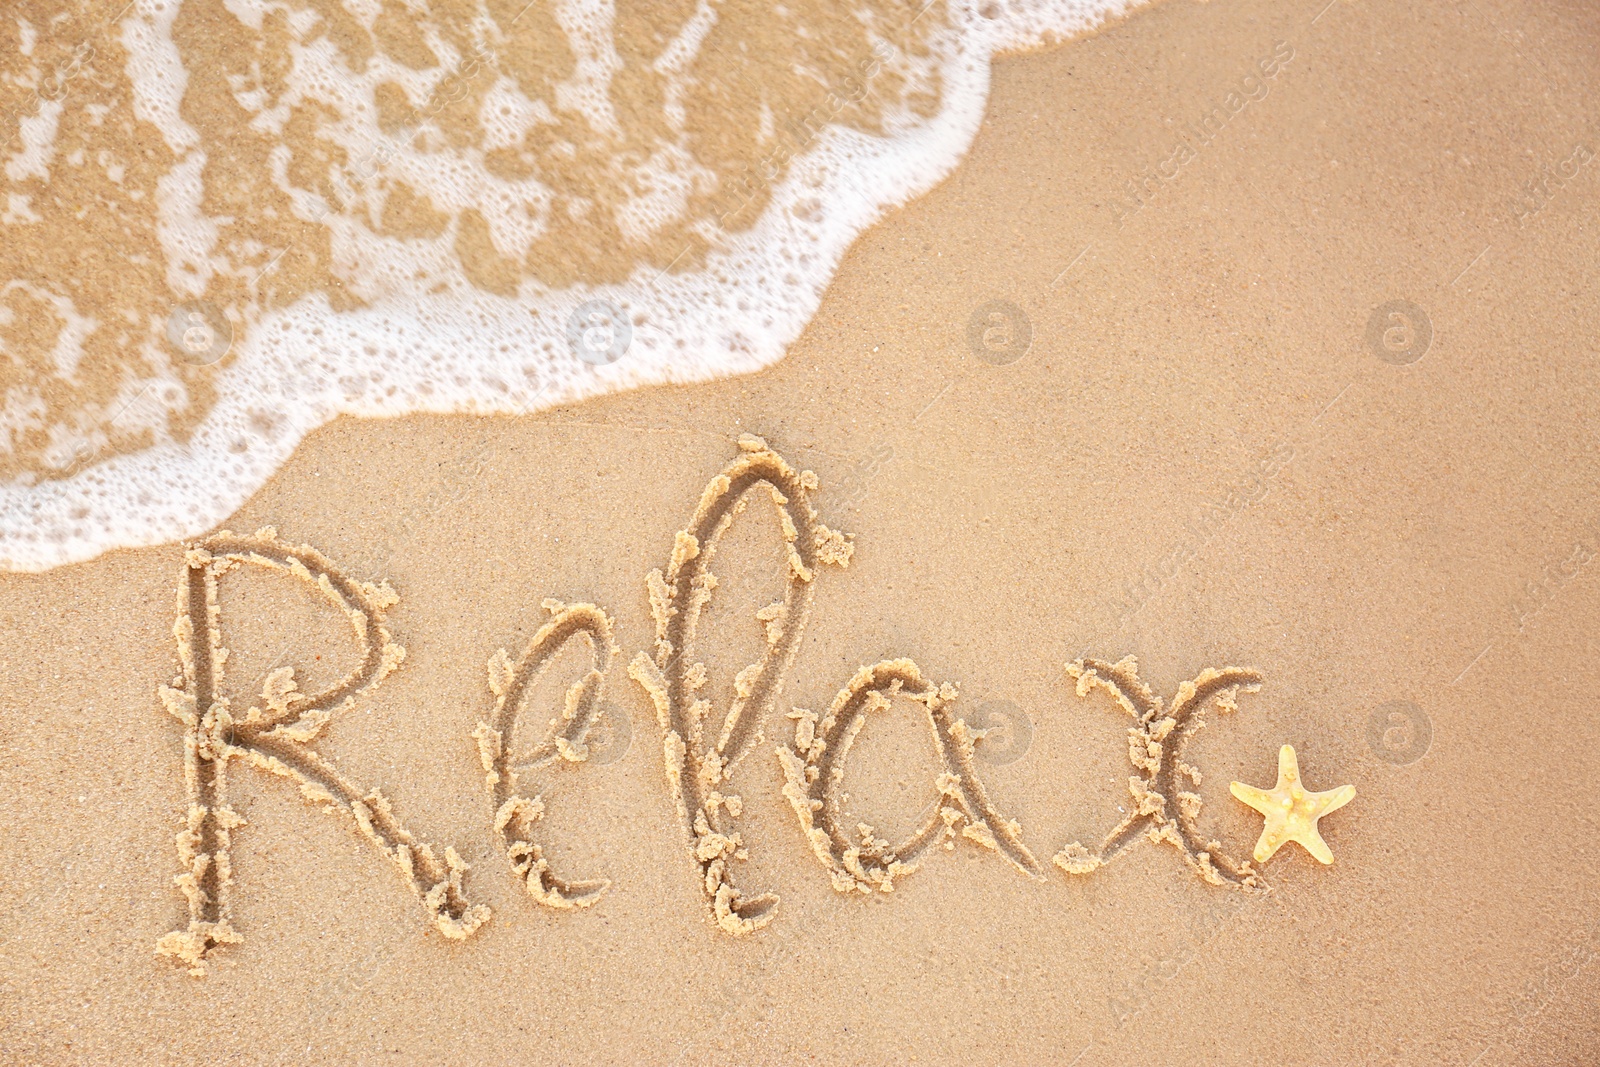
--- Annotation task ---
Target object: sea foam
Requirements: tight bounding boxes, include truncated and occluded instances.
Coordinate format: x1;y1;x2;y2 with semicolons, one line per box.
0;0;1136;570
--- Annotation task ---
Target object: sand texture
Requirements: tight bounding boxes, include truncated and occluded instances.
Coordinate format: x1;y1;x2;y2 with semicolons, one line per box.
4;0;1600;1063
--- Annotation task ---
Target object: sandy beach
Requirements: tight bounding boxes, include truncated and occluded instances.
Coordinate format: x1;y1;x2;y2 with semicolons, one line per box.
3;0;1600;1062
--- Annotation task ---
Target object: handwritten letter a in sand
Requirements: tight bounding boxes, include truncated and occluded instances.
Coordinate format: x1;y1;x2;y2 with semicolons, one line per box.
156;529;488;975
778;659;1043;892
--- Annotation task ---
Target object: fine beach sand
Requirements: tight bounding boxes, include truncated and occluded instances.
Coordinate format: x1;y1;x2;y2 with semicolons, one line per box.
5;0;1600;1062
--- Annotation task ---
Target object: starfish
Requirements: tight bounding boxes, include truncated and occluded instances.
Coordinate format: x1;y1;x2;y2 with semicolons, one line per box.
1229;745;1355;865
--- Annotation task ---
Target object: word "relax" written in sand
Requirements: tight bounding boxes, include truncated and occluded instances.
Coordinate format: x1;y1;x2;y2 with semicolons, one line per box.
157;436;1302;975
